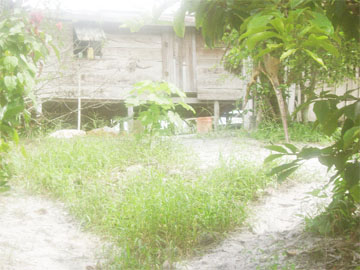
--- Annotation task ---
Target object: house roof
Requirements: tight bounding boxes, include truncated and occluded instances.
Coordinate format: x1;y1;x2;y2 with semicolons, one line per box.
52;9;195;28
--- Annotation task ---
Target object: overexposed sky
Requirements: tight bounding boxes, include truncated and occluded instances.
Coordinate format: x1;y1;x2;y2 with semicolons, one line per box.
24;0;168;13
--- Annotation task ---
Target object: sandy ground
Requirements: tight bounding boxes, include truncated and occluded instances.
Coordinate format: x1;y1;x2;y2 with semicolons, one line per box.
0;136;331;270
176;136;331;270
0;191;103;270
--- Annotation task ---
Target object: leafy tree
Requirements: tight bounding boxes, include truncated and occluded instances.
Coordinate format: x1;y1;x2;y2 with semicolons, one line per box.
169;0;360;233
222;21;360;125
0;8;52;191
173;0;342;142
125;80;194;139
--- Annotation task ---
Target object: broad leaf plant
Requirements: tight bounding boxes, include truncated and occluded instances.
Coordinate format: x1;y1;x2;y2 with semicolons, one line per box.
0;9;52;191
125;80;194;139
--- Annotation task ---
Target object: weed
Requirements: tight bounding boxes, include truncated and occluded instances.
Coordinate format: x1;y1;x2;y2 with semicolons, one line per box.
240;122;332;143
193;122;331;144
10;136;275;269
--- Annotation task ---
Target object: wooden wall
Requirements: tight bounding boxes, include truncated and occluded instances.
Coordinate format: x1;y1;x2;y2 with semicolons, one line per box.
195;33;244;101
40;24;164;100
38;22;246;103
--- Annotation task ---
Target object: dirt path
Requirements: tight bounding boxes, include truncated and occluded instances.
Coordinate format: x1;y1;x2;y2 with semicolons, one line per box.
176;136;331;270
0;190;102;270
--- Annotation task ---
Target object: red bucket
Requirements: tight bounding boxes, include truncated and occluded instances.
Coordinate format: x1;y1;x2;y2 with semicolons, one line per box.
196;117;213;133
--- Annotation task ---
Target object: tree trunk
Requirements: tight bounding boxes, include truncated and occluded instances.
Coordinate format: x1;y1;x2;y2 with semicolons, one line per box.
264;96;277;120
263;55;290;142
270;80;290;142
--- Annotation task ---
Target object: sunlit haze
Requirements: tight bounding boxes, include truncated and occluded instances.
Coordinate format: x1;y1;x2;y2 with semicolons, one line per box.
24;0;162;13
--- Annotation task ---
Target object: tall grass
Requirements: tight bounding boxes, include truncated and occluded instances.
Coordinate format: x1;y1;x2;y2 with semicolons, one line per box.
10;136;275;269
240;122;331;143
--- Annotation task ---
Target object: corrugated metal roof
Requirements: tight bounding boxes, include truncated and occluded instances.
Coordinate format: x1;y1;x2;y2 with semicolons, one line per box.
74;25;106;41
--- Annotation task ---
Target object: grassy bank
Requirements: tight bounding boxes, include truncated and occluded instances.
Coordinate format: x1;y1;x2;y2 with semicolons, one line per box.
10;136;275;269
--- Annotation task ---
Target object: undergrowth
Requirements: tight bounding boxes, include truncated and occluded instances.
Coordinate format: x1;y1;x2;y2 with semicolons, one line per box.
10;135;275;269
239;122;332;143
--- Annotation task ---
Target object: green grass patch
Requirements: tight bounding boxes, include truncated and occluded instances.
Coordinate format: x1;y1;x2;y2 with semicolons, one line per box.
239;122;332;143
10;136;275;269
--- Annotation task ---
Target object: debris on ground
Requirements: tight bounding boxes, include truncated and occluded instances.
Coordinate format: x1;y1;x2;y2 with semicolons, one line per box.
49;129;86;139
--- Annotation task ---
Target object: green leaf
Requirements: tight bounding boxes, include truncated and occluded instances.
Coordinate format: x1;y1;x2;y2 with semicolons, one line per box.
20;145;27;158
264;145;289;154
343;126;360;149
303;49;327;69
3;104;25;122
298;25;313;37
280;49;297;61
323;109;343;136
264;153;284;163
288;8;308;23
344;162;360;187
3;56;18;70
173;7;186;37
13;130;19;144
247;14;274;30
177;101;195;113
50;43;60;60
269;161;298;175
310;37;339;57
290;0;307;9
283;143;298;153
313;101;331;124
341;119;354;136
277;166;299;182
17;73;24;84
0;141;10;152
201;4;226;47
246;31;281;50
9;21;24;35
4;76;17;91
311;12;334;35
297;147;321;159
344;102;360;122
270;18;285;34
349;185;360;203
319;42;339;57
238;26;271;42
318;155;336;168
255;43;283;58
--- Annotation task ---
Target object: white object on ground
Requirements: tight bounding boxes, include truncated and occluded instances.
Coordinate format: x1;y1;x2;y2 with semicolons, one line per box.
49;129;86;139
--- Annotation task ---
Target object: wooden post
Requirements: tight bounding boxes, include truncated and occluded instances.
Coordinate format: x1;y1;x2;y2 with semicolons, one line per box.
214;100;220;131
35;101;42;118
127;106;134;132
288;84;296;115
77;71;82;131
243;99;253;130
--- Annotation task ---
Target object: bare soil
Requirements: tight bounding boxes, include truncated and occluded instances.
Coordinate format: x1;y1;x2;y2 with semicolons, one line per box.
0;190;103;270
